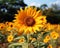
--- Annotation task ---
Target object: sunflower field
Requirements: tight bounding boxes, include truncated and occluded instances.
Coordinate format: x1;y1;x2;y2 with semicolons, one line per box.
0;0;60;48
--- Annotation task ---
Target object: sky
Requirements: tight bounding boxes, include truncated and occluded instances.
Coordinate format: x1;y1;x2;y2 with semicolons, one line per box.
24;0;60;7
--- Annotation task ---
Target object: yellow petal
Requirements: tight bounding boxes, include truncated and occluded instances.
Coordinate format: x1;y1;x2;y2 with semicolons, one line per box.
34;10;41;18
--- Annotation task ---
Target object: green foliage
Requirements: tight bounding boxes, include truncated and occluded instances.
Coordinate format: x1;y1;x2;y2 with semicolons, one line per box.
0;0;27;22
40;4;48;10
0;32;6;43
8;43;28;48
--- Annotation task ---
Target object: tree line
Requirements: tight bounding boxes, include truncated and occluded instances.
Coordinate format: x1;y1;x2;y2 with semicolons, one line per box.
0;0;60;24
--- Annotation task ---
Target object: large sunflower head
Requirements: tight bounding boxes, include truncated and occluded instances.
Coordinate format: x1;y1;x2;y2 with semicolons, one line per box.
13;6;47;34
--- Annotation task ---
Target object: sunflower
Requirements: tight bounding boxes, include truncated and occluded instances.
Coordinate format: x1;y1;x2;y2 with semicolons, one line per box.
0;23;5;30
45;23;54;31
43;35;50;43
5;22;14;31
5;22;13;27
18;38;25;43
47;44;52;48
7;35;14;42
13;7;47;34
50;31;59;39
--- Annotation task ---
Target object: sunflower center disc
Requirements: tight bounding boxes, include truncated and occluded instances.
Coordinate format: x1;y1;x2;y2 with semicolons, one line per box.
24;17;35;26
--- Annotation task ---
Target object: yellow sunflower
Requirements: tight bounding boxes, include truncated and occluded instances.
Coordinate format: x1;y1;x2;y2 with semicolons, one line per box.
45;23;54;31
13;7;47;34
18;38;25;43
7;35;14;42
50;31;59;39
5;22;14;31
43;35;50;43
0;23;5;30
47;44;52;48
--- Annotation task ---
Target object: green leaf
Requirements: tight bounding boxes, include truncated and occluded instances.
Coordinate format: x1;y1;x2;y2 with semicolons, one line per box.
8;43;28;48
14;36;25;41
42;32;49;38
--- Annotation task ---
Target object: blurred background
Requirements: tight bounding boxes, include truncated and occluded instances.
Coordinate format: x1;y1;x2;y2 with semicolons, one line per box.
0;0;60;24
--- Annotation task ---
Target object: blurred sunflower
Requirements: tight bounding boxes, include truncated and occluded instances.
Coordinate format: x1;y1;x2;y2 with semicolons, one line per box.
0;23;5;30
47;44;52;48
43;35;50;43
50;31;59;39
13;7;47;34
18;38;25;43
5;22;14;31
45;23;54;31
7;35;14;42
